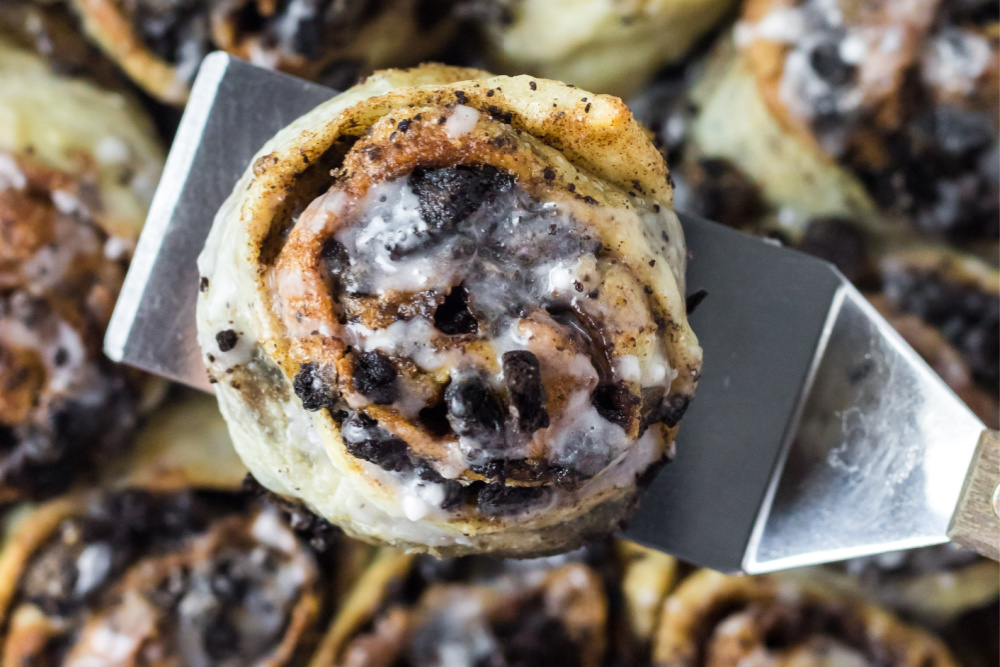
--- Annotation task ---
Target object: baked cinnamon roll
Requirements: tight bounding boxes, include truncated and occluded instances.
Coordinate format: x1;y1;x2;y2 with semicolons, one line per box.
0;0;126;88
68;0;457;104
0;393;361;667
0;490;328;666
877;248;999;394
196;64;702;556
309;540;676;666
458;0;738;98
653;570;958;667
798;544;1000;625
687;0;999;242
0;35;163;503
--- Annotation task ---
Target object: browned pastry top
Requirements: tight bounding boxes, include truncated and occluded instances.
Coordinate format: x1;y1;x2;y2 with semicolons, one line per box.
245;93;692;524
196;64;698;554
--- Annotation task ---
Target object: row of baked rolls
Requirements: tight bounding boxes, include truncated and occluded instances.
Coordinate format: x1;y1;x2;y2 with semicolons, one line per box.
196;64;702;556
295;543;959;667
0;35;163;502
686;0;999;244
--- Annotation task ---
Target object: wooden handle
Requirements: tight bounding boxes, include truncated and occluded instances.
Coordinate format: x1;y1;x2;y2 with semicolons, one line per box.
948;429;1000;561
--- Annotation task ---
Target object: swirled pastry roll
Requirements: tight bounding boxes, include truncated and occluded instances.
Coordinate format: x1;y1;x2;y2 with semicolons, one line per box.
196;64;702;556
308;541;676;666
687;0;999;242
0;1;127;88
460;0;738;98
0;393;365;667
653;570;958;667
878;247;999;393
0;36;163;502
68;0;457;104
798;544;999;625
0;490;328;666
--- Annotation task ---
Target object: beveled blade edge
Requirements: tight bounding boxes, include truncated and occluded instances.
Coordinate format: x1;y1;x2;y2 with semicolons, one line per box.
105;52;231;368
745;284;985;573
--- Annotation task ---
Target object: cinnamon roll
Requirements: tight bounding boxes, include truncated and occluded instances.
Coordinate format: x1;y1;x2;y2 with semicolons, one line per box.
196;64;702;556
0;393;362;667
0;0;127;88
458;0;738;98
686;0;999;242
309;540;676;666
68;0;458;104
877;248;999;394
0;489;328;666
653;570;958;667
798;544;1000;625
0;35;163;502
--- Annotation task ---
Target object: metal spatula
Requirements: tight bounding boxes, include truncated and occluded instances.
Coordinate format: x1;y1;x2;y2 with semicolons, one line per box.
105;53;999;573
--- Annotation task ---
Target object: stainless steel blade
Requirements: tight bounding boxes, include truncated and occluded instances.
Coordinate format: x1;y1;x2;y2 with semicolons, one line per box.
105;53;985;572
105;53;336;388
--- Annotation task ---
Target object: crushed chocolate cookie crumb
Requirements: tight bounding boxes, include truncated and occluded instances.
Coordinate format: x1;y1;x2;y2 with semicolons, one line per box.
215;329;238;352
293;362;338;411
502;351;549;434
686;289;708;315
352;350;399;404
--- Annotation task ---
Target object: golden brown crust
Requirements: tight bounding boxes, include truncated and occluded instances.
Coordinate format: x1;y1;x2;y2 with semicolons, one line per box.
72;0;186;102
653;570;958;667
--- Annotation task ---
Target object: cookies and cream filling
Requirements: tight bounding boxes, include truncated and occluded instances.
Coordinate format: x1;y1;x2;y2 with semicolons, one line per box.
264;154;684;520
737;0;999;238
339;554;606;667
0;151;137;500
5;489;321;666
654;571;957;667
196;65;701;554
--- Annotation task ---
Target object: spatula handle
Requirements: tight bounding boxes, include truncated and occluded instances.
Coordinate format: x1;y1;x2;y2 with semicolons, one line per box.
948;429;1000;561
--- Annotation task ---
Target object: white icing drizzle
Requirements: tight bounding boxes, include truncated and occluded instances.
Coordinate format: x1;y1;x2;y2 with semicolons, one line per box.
444;105;481;139
0;153;26;190
922;27;992;97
